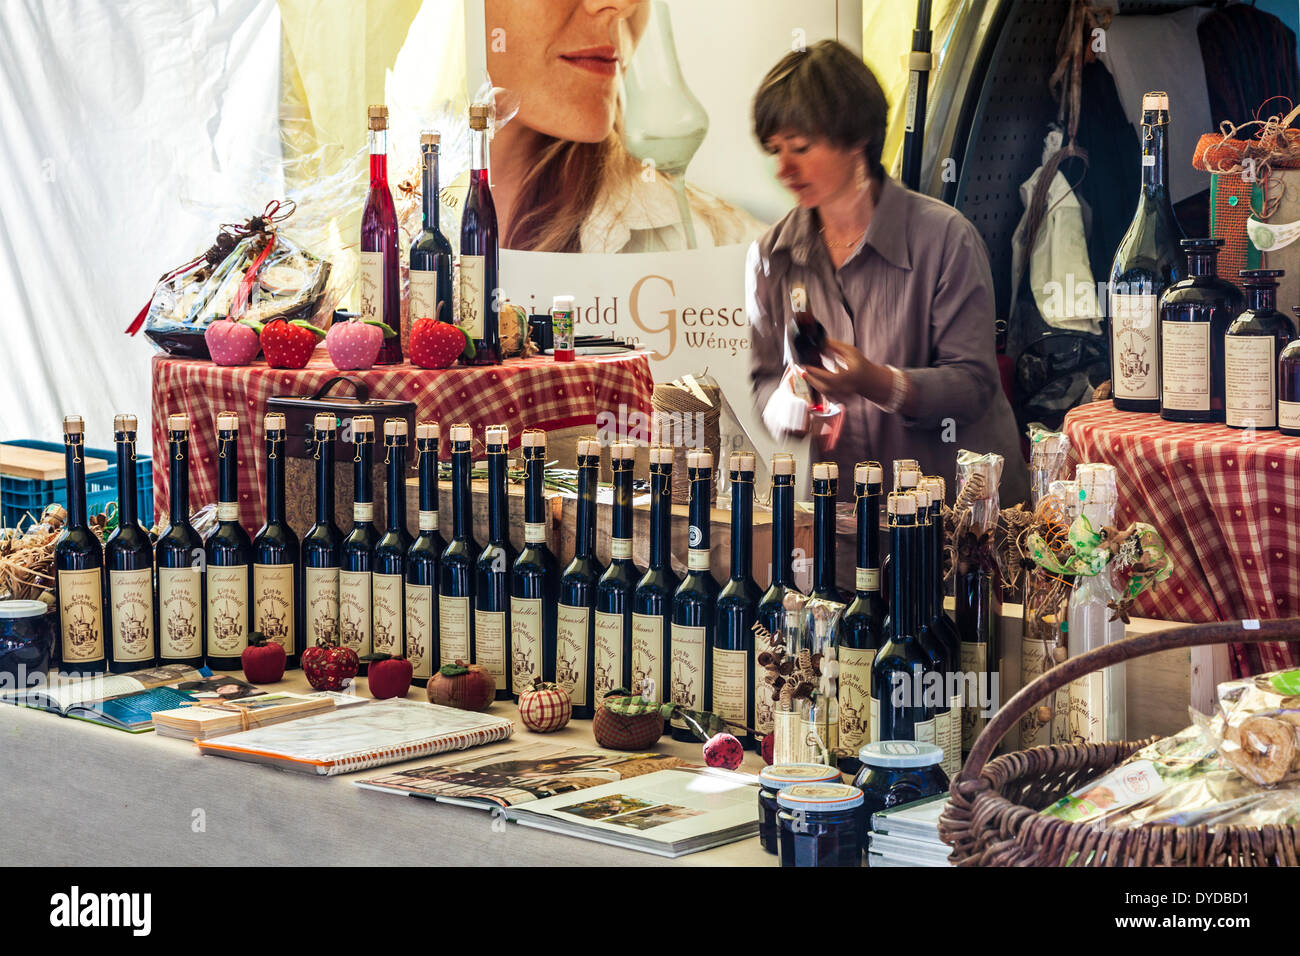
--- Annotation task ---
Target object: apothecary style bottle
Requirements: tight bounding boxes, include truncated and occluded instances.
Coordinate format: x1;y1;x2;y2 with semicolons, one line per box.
1159;238;1243;422
1280;307;1300;437
1224;269;1295;430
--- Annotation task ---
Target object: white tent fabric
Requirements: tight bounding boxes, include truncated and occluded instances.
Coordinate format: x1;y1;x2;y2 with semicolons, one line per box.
0;0;282;456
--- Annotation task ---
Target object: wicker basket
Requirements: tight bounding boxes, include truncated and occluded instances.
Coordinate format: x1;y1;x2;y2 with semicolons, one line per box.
938;619;1300;867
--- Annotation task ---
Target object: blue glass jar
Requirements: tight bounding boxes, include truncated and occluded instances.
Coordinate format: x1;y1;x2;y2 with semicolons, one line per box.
776;782;864;867
852;740;948;855
0;600;56;688
758;764;842;854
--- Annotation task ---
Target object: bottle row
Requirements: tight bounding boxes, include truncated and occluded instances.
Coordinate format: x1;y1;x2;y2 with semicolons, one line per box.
52;414;995;770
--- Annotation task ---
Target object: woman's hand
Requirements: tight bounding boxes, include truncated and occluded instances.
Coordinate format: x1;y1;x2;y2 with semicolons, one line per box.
801;339;894;405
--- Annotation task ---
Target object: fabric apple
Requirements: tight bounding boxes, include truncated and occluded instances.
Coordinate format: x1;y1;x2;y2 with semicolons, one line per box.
205;317;262;366
326;316;394;370
518;678;572;733
410;317;470;369
260;316;326;369
760;733;774;766
241;632;286;683
703;732;744;770
426;660;495;711
301;638;359;691
365;653;413;700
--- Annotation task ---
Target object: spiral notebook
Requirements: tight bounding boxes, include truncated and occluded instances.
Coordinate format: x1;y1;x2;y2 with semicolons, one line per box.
196;699;515;775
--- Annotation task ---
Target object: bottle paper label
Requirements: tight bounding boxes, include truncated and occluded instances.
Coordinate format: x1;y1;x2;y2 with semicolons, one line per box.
439;594;471;666
838;646;875;753
631;613;664;702
338;570;372;658
755;617;775;736
855;568;880;593
59;567;105;664
253;563;295;656
109;567;154;663
158;566;202;660
405;583;434;680
593;611;625;699
510;597;542;695
610;538;633;561
305;567;340;646
668;624;707;729
418;510;438;532
948;693;964;777
459;254;486;338
524;522;547;545
556;603;590;706
217;501;239;523
1225;336;1278;428
1110;293;1159;400
1161;321;1210;411
688;549;710;572
353;503;374;524
1068;673;1108;745
1281;400;1300;430
961;640;989;753
206;565;249;657
914;716;938;747
712;647;748;730
371;573;403;657
409;268;441;324
473;606;505;689
359;250;384;323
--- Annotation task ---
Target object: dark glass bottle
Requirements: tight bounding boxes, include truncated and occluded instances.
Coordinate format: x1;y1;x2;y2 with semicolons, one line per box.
302;414;342;650
912;487;953;770
956;494;1001;761
870;492;935;745
1279;308;1300;437
340;416;379;668
459;104;501;366
252;413;301;668
632;446;680;704
372;419;411;659
714;452;762;749
1109;91;1185;413
558;438;605;719
55;415;106;676
155;414;204;669
1159;238;1244;423
512;431;560;690
475;425;513;698
106;414;156;672
1225;269;1295;430
791;308;828;369
838;461;886;775
204;412;253;670
595;442;641;699
756;454;799;737
810;462;845;604
923;476;963;780
670;450;718;741
880;459;921;611
441;424;480;672
406;423;444;687
409;131;453;327
361;104;402;365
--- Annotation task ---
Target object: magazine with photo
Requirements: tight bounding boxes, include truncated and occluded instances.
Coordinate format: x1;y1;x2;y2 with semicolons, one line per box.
355;744;687;809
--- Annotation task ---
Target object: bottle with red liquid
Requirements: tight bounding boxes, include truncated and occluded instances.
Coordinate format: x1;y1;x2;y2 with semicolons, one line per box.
361;104;402;365
790;306;828;406
459;104;502;366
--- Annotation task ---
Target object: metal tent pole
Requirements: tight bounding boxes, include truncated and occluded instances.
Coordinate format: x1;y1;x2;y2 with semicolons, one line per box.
900;0;934;191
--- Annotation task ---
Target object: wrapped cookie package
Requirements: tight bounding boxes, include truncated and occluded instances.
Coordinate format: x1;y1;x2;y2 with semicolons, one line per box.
1204;668;1300;787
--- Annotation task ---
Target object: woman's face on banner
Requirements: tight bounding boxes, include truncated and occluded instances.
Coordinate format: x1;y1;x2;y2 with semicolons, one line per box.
486;0;650;143
765;131;863;209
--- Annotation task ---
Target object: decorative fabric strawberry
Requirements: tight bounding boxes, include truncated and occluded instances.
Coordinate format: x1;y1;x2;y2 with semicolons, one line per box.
760;733;774;766
326;317;394;371
364;653;413;700
241;632;286;684
518;678;572;733
260;317;326;369
301;638;359;691
703;732;744;770
410;317;470;369
205;318;261;366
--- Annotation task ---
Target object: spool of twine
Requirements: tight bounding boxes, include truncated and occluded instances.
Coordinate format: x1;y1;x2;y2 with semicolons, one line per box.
651;381;721;504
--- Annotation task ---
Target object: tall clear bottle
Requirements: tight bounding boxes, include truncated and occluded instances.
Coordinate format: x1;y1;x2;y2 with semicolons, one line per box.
360;104;402;365
476;425;513;697
755;454;799;737
1225;269;1295;430
838;462;885;774
632;445;680;703
253;412;301;667
205;412;253;670
1109;90;1185;413
302;414;342;649
406;423;444;687
670;450;718;741
558;438;605;718
409;131;453;326
459;104;501;365
714;452;762;749
156;414;205;668
512;430;559;689
340;416;379;668
55;415;106;675
595;442;641;699
106;414;156;672
372;419;411;659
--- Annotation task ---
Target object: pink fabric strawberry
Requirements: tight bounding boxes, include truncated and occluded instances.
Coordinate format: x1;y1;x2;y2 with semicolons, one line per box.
410;318;469;369
205;318;261;366
704;732;744;770
326;317;393;370
261;318;326;369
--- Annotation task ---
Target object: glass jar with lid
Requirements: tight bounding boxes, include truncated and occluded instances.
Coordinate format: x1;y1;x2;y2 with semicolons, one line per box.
776;781;864;867
0;599;57;686
758;763;842;854
851;740;949;855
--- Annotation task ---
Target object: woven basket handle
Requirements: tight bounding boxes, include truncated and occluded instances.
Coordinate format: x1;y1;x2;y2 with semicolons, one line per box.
960;617;1300;781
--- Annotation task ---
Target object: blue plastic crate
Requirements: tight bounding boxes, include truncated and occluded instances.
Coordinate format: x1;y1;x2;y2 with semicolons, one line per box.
1;440;153;529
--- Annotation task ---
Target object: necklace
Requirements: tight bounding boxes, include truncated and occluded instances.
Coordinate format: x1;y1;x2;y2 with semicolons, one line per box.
820;225;865;249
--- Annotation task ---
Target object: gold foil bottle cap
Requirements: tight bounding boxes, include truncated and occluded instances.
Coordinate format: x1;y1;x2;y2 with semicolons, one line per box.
264;412;286;432
468;104;490;130
485;425;509;447
384;418;408;438
420;131;440;147
1142;91;1169;111
687;449;713;470
450;424;472;443
611;441;636;461
577;437;602;459
650;444;674;466
167;413;190;432
216;412;239;432
923;475;945;501
521;430;546;450
352;416;375;435
368;104;389;130
314;413;337;433
771;454;795;477
63;415;84;435
416;421;439;441
887;491;917;517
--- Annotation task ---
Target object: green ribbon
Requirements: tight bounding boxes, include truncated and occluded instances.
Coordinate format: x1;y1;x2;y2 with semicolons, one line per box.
1026;514;1172;603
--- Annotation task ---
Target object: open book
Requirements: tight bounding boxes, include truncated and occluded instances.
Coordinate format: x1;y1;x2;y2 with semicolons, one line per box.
356;744;686;809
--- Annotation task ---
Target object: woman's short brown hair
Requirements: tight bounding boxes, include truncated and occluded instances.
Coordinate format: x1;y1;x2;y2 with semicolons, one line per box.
753;40;889;180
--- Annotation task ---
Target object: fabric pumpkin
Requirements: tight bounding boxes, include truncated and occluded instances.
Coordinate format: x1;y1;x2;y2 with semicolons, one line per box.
518;679;572;733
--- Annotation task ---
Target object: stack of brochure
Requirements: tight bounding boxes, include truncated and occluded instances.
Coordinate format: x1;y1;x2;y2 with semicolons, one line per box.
867;795;954;867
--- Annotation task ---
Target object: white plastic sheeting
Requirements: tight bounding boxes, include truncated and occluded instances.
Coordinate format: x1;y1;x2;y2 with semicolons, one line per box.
0;0;281;455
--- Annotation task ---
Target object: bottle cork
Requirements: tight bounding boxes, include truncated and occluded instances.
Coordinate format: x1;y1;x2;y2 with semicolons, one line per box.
771;454;795;477
450;424;472;444
729;451;755;473
468;104;489;129
63;415;84;435
352;416;375;435
855;461;883;486
368;104;389;129
1142;91;1169;111
686;449;713;471
812;462;836;481
420;131;439;147
384;418;408;438
650;445;674;466
314;413;337;432
923;475;945;501
485;425;509;447
416;422;439;441
521;430;546;450
612;441;636;461
216;412;239;432
887;491;917;516
264;412;286;432
577;437;602;459
167;413;190;432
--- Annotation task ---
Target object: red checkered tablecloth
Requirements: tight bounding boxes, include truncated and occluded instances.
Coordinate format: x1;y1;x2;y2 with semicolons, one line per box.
150;349;654;532
1064;400;1300;676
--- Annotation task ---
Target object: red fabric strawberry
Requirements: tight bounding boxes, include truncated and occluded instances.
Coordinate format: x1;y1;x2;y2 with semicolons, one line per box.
205;318;261;366
760;733;774;765
261;318;325;369
326;318;392;371
301;638;359;691
366;654;413;699
410;318;468;369
241;633;286;683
